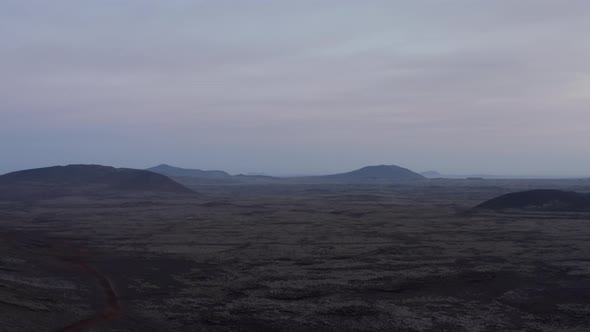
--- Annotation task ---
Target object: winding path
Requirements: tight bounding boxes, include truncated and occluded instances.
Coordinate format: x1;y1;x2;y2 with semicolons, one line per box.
54;253;121;332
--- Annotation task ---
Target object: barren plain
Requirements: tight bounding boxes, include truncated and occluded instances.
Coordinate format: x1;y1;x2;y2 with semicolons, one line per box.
1;179;590;331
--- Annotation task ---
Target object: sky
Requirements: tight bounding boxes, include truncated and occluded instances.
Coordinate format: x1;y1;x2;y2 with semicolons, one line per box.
1;0;589;176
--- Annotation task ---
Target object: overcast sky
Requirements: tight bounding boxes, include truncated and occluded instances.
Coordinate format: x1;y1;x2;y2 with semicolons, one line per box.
1;1;589;176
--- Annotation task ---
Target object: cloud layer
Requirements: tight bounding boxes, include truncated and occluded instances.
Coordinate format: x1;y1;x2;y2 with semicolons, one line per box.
1;1;589;176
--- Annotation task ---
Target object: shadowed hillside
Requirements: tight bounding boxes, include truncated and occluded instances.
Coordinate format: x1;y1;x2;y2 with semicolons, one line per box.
0;165;194;200
475;189;590;211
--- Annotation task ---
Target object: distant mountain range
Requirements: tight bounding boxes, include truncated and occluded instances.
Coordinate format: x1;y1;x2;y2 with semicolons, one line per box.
147;164;425;185
0;163;428;201
0;164;194;200
4;164;588;204
147;164;232;179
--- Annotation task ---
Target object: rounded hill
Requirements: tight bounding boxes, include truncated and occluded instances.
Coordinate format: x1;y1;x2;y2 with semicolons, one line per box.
320;165;425;182
475;189;590;212
0;165;194;200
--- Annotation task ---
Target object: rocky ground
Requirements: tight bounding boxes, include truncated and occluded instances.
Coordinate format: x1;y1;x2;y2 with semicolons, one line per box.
1;181;590;331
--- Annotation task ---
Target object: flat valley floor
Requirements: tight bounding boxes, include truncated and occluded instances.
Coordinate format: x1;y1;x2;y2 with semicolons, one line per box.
1;180;590;331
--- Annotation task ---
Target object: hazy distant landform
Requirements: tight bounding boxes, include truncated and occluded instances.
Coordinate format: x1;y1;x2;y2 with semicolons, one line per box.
0;164;428;201
302;164;425;182
147;164;263;185
148;164;232;179
420;171;442;178
148;164;425;185
2;164;590;214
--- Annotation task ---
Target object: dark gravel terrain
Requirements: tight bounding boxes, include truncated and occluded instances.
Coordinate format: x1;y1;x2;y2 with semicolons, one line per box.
1;179;590;331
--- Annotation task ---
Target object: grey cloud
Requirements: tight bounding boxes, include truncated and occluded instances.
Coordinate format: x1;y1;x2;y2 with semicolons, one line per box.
1;1;590;175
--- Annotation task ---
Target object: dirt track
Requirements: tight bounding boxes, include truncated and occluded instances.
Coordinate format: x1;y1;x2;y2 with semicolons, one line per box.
54;251;121;332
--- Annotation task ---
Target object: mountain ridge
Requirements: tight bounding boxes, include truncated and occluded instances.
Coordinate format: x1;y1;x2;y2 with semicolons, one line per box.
147;164;425;184
147;164;232;179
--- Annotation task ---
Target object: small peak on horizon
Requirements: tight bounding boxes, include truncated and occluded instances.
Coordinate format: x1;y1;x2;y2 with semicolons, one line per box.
153;163;173;168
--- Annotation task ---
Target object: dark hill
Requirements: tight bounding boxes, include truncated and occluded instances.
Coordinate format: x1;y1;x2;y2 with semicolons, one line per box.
147;164;231;179
313;165;425;183
0;165;194;200
475;189;590;212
